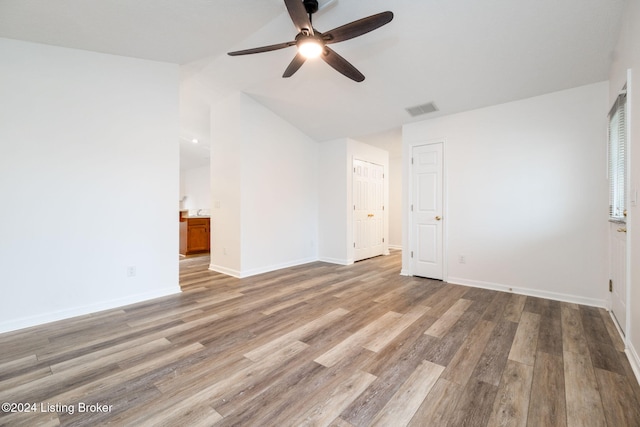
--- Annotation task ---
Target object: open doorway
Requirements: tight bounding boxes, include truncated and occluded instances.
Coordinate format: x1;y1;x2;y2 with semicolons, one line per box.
353;159;386;262
179;138;211;257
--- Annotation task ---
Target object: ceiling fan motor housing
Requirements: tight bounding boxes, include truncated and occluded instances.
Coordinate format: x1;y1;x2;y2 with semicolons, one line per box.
303;0;319;14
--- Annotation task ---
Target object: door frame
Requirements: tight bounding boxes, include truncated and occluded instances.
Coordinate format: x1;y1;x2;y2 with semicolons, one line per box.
608;74;632;341
402;139;447;279
352;158;386;262
346;150;390;265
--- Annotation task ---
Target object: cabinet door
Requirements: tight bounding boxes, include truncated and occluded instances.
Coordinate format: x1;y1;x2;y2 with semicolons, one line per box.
187;223;209;252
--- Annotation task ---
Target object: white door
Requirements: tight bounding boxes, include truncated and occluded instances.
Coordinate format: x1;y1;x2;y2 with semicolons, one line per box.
608;87;628;335
411;143;444;279
353;159;385;262
610;222;627;333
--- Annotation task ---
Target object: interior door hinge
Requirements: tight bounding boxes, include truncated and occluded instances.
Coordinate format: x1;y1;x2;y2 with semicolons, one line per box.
609;279;613;292
353;242;356;248
411;204;414;212
411;157;414;165
411;251;414;258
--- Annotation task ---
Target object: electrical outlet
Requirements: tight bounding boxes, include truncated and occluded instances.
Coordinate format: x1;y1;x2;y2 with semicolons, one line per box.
126;266;136;277
458;255;466;264
223;248;228;255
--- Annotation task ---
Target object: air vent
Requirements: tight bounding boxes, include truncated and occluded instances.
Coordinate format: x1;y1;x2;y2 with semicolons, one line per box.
405;102;439;117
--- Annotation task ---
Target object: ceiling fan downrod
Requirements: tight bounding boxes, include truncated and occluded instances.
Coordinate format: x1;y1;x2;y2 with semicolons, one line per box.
303;0;319;15
303;0;318;28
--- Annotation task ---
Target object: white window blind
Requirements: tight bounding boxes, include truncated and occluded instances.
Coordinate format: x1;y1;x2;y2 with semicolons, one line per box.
608;90;627;220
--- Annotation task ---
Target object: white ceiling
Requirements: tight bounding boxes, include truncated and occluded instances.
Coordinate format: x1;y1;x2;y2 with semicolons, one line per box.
0;0;627;152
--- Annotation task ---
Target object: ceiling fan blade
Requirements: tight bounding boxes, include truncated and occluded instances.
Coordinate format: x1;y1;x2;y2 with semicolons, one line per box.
284;0;313;35
228;41;296;56
321;47;365;82
323;11;393;44
283;53;307;78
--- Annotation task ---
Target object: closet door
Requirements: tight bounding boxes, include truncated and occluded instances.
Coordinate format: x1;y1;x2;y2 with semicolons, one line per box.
353;159;385;262
411;143;444;279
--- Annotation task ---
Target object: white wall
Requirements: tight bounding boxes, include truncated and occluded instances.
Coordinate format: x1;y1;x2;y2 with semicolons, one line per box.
180;165;211;213
318;139;349;263
210;93;318;277
319;138;390;264
403;82;609;307
609;0;640;380
388;154;403;249
241;94;318;275
0;38;180;333
210;94;243;275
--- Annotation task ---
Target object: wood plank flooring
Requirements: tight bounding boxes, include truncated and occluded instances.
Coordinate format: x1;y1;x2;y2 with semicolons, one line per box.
1;251;639;426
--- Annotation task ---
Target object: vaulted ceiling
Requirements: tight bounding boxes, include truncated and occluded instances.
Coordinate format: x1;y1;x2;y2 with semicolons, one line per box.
0;0;627;168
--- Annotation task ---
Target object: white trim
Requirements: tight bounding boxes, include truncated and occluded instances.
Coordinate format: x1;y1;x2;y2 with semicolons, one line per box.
0;287;181;334
405;140;447;279
318;257;352;266
208;264;242;278
608;292;640;387
447;276;607;308
388;244;403;250
210;257;318;279
626;344;640;386
606;309;640;389
608;309;626;341
352;158;388;262
624;69;633;344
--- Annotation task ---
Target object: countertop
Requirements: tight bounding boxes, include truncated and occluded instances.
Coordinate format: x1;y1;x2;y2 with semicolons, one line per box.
179;210;210;220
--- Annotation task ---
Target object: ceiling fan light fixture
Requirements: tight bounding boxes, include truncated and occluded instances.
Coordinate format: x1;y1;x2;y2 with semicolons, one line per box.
298;39;323;59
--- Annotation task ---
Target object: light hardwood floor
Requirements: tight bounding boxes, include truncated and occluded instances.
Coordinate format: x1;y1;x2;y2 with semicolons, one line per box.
1;251;639;426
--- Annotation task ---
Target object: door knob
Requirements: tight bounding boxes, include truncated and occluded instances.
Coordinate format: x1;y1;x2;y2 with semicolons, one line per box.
368;214;374;218
618;227;627;233
435;216;442;221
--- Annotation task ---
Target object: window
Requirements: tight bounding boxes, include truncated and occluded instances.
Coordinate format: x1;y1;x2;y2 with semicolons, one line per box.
608;89;627;221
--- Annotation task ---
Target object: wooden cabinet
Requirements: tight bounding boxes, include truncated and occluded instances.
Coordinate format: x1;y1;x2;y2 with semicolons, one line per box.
180;216;210;256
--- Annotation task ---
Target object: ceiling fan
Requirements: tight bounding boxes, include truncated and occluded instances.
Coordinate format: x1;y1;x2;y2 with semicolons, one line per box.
227;0;393;82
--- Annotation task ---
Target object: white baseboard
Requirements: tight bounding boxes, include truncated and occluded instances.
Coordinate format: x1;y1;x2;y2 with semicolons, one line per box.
0;287;181;334
388;245;403;250
209;255;360;277
626;344;640;386
446;276;607;309
318;257;352;266
208;264;242;278
606;311;640;386
210;256;319;279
